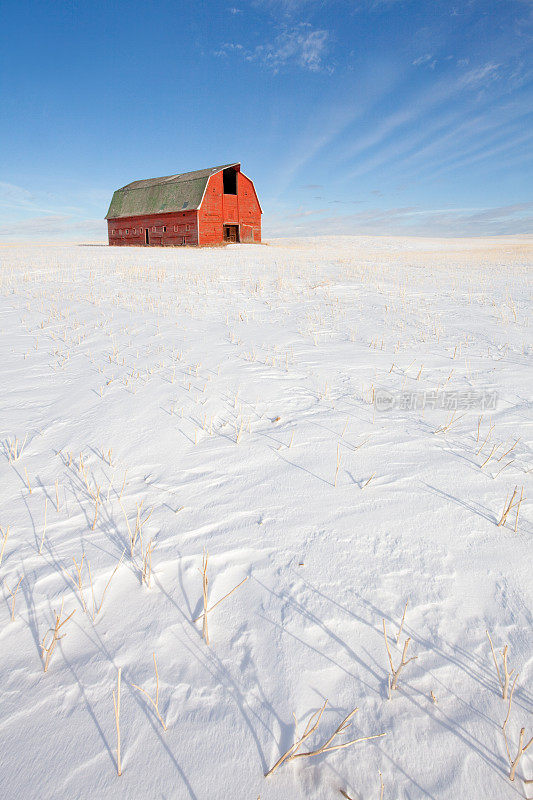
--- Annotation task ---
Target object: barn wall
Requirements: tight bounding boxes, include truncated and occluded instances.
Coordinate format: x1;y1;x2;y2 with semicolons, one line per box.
107;210;198;246
198;171;261;245
236;172;262;243
198;171;225;245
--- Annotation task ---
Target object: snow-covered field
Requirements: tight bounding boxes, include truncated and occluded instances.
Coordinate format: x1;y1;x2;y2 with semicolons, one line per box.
0;236;531;800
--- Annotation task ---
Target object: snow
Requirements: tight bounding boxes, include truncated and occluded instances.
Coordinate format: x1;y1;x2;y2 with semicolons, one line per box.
0;236;531;800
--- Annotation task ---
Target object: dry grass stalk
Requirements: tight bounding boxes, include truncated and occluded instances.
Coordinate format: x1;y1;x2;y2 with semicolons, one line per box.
141;538;156;588
118;469;128;500
476;422;495;455
396;599;409;644
119;501;134;553
362;472;376;490
334;445;342;487
440;369;454;389
504;726;533;782
434;411;466;434
195;550;248;644
497;486;523;528
7;434;28;462
200;549;209;644
502;672;519;733
24;467;32;494
106;466;116;502
55;479;60;512
113;667;122;776
87;550;125;620
132;652;167;730
121;501;153;557
476;415;483;442
41;600;76;672
494;460;514;479
80;461;95;497
61;553;87;613
0;526;10;567
383;619;417;697
497;487;517;527
430;691;438;705
497;438;520;462
480;444;499;469
135;502;153;550
4;575;23;621
514;487;524;533
379;771;384;800
91;487;100;531
38;499;48;555
353;435;370;451
265;700;385;777
486;631;515;699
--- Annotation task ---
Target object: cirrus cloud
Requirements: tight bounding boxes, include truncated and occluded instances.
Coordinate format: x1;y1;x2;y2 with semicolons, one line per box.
215;22;330;72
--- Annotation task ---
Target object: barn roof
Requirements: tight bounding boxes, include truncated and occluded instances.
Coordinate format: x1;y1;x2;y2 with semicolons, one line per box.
105;163;239;219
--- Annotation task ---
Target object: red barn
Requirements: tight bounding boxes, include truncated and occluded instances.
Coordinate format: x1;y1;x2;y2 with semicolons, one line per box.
105;163;261;247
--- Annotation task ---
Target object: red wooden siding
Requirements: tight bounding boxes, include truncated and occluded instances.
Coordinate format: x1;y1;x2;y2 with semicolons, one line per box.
107;210;198;247
198;170;261;245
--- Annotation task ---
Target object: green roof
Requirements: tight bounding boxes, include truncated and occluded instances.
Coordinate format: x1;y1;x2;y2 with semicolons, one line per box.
105;163;239;219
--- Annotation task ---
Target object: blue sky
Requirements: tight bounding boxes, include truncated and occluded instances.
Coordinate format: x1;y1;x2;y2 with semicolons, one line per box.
0;0;532;240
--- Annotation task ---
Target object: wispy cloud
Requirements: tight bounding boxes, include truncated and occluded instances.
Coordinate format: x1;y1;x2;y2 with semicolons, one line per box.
264;202;533;237
285;207;327;219
459;62;501;88
254;0;320;11
358;0;405;11
0;181;90;216
412;53;437;69
216;23;330;72
0;182;58;215
332;54;532;187
0;180;110;242
0;214;105;241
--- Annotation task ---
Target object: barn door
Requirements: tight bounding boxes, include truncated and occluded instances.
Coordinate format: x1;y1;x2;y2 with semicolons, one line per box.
223;225;239;243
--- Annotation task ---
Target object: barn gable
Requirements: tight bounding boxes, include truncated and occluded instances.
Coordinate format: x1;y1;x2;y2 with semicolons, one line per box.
105;163;239;220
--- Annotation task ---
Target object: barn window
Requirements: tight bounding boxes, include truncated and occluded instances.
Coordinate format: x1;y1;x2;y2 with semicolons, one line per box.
125;229;129;235
182;237;186;245
223;168;237;195
111;229;115;235
186;224;190;231
163;226;166;232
